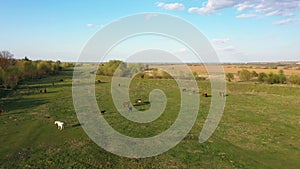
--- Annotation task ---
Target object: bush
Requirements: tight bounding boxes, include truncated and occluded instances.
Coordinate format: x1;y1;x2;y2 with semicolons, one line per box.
267;72;279;84
289;75;300;85
258;70;286;84
278;70;287;84
252;71;258;77
226;73;234;82
161;71;172;79
195;76;206;81
258;72;268;82
238;69;252;81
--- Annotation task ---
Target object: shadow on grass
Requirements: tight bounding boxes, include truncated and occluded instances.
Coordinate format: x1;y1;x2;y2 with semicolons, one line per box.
1;97;48;114
133;101;150;107
72;123;84;127
0;88;12;99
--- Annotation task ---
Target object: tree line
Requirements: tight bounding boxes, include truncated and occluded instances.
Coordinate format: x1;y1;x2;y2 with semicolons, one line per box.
0;51;73;89
97;60;147;77
96;60;203;80
226;69;300;85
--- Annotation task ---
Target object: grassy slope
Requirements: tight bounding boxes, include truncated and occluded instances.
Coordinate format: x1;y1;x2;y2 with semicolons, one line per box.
0;69;299;168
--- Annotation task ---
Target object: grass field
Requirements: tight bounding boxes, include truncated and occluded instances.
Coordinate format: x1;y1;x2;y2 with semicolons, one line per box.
0;68;300;168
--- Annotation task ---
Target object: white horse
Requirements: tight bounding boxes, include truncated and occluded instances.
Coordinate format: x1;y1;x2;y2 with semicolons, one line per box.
54;121;64;130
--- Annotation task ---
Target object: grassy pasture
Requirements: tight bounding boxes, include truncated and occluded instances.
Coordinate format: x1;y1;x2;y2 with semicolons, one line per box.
0;69;300;168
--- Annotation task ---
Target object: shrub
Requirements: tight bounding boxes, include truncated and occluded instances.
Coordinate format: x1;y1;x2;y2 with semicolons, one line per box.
226;73;234;82
238;69;252;81
278;70;287;84
258;72;268;82
252;71;258;77
161;71;172;79
267;72;280;84
289;75;300;85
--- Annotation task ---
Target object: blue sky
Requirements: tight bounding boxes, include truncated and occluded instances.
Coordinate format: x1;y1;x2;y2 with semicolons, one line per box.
0;0;299;63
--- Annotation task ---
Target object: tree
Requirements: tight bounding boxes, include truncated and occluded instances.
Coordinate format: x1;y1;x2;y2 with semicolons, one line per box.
258;72;267;82
226;73;234;82
97;60;123;76
238;69;252;81
24;56;30;61
0;67;4;84
278;70;287;84
289;75;300;85
252;71;258;77
2;66;20;89
267;72;280;84
0;51;14;70
192;72;198;78
37;61;52;75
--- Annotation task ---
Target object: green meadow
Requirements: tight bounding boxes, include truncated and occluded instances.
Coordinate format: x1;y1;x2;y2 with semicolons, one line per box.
0;68;300;168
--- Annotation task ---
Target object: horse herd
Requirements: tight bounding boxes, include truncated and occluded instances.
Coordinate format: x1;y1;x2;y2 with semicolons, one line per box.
0;88;226;132
52;91;227;131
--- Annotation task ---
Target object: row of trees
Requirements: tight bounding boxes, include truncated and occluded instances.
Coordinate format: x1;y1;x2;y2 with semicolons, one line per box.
226;69;300;85
97;60;145;77
97;60;204;80
0;51;67;89
97;61;300;85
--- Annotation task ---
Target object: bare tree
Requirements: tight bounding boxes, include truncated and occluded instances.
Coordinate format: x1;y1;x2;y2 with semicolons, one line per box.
0;51;14;70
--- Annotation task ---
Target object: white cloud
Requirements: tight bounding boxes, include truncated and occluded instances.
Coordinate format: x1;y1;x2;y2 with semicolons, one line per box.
236;13;257;18
189;0;240;14
86;23;104;28
265;10;293;17
272;18;294;25
156;2;185;11
212;38;230;44
236;2;254;11
254;0;300;17
86;23;95;27
221;45;236;51
188;0;300;18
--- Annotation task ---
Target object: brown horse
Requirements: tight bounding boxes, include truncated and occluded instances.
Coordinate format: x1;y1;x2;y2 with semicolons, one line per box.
123;101;131;107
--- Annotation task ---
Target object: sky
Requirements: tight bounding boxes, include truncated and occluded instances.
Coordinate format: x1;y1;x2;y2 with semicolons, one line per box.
0;0;300;63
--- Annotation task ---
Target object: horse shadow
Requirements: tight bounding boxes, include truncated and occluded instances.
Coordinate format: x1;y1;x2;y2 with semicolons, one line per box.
72;123;84;128
133;101;151;107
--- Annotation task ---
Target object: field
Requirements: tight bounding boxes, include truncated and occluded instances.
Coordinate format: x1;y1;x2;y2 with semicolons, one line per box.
0;67;300;168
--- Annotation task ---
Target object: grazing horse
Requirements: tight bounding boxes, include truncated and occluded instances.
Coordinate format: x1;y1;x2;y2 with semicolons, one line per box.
123;101;131;107
135;99;142;104
54;121;64;130
219;92;225;97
